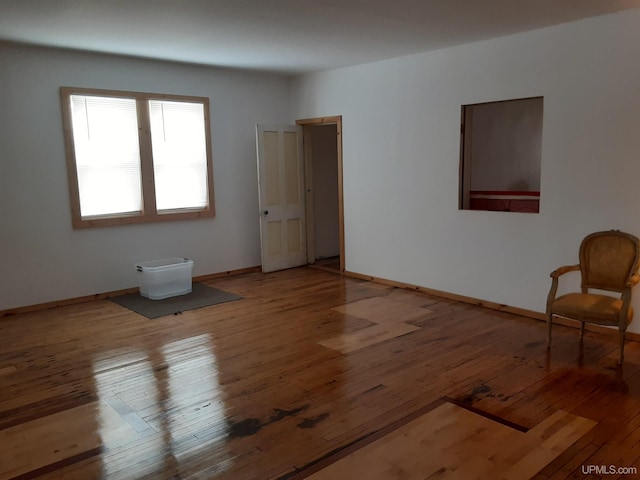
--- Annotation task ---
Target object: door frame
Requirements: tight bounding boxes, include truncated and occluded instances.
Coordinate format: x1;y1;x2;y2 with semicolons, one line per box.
296;116;344;273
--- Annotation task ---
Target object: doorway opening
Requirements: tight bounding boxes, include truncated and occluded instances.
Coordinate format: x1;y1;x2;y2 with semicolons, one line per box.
296;116;344;274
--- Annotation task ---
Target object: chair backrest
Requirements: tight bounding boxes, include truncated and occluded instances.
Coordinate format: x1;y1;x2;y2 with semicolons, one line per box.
579;230;640;292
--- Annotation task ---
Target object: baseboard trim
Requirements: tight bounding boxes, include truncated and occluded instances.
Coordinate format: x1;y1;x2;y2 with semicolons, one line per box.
0;265;262;318
194;266;262;283
344;270;543;319
343;270;640;343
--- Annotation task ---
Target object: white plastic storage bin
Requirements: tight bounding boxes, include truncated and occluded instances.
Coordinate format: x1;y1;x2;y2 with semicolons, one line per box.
136;258;194;300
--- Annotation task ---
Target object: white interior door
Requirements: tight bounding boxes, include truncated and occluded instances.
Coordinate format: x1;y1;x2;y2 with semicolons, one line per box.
256;125;306;273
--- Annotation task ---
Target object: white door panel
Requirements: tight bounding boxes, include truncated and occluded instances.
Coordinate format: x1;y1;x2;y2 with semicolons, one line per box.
256;125;306;273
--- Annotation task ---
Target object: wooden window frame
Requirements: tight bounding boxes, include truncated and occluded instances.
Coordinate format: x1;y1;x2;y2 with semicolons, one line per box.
60;87;215;228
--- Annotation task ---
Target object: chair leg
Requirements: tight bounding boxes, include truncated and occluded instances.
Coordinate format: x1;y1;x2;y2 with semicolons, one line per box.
547;314;552;348
579;321;585;342
618;330;626;365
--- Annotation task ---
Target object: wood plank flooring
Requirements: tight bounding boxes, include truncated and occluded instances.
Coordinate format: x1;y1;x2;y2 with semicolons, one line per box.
1;267;640;479
305;402;595;480
318;297;428;354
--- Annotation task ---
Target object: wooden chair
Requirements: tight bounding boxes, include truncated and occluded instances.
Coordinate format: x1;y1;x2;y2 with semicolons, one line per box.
546;230;640;364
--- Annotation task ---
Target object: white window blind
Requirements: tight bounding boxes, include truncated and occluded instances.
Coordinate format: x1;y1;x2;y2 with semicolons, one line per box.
69;95;142;217
149;100;209;211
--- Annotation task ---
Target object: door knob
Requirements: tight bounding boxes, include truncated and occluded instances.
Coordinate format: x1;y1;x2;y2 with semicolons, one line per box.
263;210;269;215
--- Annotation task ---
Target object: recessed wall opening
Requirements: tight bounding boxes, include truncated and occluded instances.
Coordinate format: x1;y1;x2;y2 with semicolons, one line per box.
459;96;543;213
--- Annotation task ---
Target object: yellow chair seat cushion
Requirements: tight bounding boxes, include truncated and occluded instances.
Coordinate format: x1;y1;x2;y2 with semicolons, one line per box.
551;293;632;326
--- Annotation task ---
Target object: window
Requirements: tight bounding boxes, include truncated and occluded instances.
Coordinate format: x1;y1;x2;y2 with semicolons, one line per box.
459;97;543;213
60;87;214;228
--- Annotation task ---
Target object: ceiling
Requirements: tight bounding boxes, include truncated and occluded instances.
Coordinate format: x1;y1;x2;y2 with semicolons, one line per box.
1;0;639;74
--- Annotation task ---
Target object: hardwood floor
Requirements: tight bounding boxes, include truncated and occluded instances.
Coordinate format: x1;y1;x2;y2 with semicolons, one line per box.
304;402;595;479
1;267;640;479
308;257;340;274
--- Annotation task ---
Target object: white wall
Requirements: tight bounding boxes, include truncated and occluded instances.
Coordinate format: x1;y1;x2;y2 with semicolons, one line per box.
292;10;640;333
0;42;291;310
